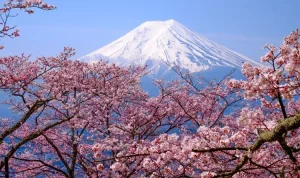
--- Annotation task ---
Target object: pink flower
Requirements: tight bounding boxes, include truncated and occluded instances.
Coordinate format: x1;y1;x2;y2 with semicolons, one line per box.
96;164;104;170
110;162;122;171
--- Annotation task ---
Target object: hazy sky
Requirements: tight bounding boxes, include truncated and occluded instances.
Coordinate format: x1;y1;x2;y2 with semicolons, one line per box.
1;0;299;61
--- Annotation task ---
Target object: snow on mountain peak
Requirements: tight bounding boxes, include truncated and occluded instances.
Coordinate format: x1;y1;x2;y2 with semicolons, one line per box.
138;19;177;29
81;19;260;73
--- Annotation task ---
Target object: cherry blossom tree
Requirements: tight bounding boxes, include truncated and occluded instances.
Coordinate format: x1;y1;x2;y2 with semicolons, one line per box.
90;29;300;178
0;54;146;177
89;71;243;177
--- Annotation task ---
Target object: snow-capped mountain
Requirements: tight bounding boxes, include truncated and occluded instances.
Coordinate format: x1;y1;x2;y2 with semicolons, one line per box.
81;19;260;73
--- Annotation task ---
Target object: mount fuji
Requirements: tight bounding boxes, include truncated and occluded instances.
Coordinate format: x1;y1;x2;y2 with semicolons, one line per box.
80;19;260;74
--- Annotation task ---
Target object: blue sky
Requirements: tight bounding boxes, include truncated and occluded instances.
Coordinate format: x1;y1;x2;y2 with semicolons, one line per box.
1;0;299;61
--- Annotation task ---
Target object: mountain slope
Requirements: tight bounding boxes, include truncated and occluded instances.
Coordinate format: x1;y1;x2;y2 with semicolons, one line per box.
81;19;260;73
